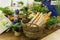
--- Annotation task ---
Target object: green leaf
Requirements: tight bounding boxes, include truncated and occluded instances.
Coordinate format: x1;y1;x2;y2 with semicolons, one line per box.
46;17;57;28
0;7;14;15
18;1;24;5
13;23;21;32
34;0;42;2
32;4;48;13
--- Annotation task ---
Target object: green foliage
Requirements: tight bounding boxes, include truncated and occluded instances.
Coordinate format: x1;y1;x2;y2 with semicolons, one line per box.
28;13;35;19
18;1;24;5
0;7;14;15
23;7;28;14
34;0;42;2
6;24;13;32
22;7;29;19
57;18;60;23
32;4;48;13
13;23;21;32
6;22;22;32
41;7;48;13
46;16;57;28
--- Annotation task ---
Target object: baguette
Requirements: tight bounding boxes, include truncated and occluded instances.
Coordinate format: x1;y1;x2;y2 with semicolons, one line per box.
33;14;41;24
29;12;40;23
36;13;44;25
39;20;47;27
39;12;52;27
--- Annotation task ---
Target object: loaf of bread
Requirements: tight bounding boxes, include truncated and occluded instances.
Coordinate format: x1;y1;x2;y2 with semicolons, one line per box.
29;12;40;23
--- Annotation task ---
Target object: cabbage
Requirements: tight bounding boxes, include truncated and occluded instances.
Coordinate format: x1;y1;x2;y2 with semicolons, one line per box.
28;13;35;19
2;19;8;25
0;10;3;18
0;22;4;28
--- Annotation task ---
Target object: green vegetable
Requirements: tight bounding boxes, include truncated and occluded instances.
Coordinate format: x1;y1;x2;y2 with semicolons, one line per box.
0;22;4;28
18;1;24;5
6;25;13;32
57;18;60;23
28;13;35;19
32;4;48;13
13;23;22;32
0;7;14;15
0;10;3;17
34;0;42;2
41;7;48;13
2;19;9;25
23;7;28;14
46;16;57;28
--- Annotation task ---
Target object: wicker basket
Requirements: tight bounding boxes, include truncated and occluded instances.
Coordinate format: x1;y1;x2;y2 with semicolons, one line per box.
21;21;45;39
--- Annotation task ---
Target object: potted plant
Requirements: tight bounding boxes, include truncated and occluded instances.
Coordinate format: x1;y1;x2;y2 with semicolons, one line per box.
13;23;22;36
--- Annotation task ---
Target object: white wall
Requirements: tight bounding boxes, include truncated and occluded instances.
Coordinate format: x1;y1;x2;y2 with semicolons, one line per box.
0;0;34;7
13;0;28;6
13;0;34;6
0;0;11;7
